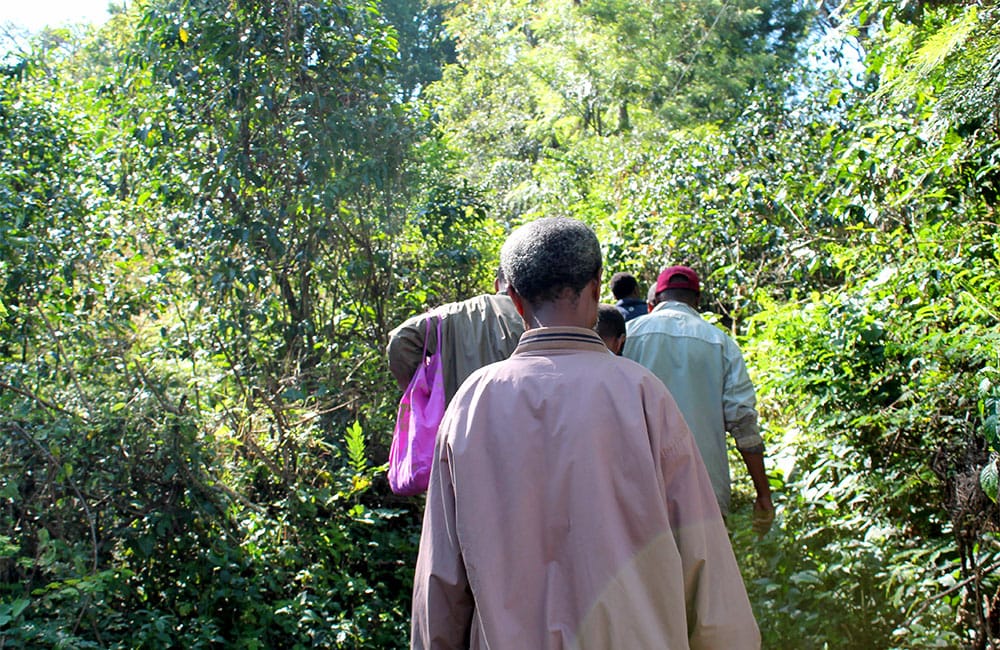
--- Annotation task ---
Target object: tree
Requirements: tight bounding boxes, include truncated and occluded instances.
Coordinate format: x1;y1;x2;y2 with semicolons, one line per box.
380;0;457;101
426;0;812;220
1;2;427;645
738;2;1000;646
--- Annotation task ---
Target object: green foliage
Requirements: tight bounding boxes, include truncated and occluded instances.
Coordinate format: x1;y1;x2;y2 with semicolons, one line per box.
2;375;416;647
581;0;812;126
379;0;457;102
426;0;812;221
130;0;418;370
727;6;1000;642
0;55;93;362
743;209;999;644
1;1;427;646
3;0;1000;646
981;383;1000;503
409;181;498;300
603;99;844;324
733;436;966;648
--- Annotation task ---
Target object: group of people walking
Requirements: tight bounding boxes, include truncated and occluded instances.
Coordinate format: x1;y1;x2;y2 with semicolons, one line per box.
387;217;774;649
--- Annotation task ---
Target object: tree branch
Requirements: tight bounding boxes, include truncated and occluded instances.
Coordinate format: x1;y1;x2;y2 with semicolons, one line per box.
7;421;99;573
0;380;91;423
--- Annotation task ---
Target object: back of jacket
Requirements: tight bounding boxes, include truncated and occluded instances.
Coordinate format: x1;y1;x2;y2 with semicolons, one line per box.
387;294;525;403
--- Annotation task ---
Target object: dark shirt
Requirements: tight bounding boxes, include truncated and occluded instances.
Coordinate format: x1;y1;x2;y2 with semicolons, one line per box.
616;298;648;322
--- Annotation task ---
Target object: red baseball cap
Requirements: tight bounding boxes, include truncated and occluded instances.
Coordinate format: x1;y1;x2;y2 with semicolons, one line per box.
655;266;700;294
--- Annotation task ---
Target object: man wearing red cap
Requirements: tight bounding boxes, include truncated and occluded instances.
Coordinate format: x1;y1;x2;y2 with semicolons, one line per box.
624;266;775;533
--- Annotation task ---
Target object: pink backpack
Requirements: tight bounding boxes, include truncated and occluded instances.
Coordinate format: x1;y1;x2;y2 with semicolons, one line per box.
388;315;446;495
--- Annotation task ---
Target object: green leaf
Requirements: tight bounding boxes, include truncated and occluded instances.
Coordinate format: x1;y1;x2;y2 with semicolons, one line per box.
345;420;367;475
981;456;999;504
983;393;999;448
281;388;305;401
0;598;29;627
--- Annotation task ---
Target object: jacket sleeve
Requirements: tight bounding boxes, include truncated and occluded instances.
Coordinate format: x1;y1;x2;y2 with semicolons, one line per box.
410;429;474;649
387;313;433;389
721;338;763;452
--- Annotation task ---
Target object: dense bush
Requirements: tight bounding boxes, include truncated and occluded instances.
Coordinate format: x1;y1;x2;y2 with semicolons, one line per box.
2;0;1000;647
738;214;1000;647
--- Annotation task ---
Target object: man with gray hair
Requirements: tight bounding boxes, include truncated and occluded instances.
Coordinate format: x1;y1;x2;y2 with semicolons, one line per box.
411;217;759;649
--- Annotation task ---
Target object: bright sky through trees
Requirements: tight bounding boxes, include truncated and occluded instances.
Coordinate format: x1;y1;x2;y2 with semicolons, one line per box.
1;0;112;33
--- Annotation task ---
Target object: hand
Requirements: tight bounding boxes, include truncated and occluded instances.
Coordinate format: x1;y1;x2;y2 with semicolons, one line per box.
751;496;775;537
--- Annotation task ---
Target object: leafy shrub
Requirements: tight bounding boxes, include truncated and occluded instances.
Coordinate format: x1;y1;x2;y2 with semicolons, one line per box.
740;216;1000;647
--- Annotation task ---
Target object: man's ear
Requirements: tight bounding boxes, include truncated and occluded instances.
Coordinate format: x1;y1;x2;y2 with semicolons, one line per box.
507;286;527;317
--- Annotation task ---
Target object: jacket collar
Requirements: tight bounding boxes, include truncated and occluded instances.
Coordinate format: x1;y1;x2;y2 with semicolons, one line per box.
514;326;607;355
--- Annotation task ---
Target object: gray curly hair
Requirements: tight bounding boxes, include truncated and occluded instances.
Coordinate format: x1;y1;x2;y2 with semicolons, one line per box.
500;217;602;307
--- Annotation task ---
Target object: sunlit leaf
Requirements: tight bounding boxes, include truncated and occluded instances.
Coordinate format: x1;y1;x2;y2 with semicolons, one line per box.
981;456;999;503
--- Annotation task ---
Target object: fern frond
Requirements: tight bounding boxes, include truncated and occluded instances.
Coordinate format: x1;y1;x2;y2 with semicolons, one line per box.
876;6;980;102
345;420;368;474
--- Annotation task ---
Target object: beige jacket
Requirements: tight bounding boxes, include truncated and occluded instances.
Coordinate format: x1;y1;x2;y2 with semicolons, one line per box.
387;294;524;404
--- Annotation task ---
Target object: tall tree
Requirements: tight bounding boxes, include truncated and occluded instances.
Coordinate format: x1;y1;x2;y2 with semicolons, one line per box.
426;0;812;220
380;0;457;101
133;0;419;378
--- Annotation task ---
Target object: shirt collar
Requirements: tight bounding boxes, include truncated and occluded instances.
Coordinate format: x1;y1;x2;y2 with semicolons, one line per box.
513;326;608;355
651;300;700;317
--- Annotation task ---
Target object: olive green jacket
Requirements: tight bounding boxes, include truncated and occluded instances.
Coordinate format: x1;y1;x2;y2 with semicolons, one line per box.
386;294;524;404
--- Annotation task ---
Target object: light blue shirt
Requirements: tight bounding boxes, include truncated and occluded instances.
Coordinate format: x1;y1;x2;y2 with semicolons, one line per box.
624;301;758;514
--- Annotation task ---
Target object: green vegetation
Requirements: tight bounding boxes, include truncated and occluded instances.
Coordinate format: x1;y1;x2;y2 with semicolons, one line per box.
1;0;997;647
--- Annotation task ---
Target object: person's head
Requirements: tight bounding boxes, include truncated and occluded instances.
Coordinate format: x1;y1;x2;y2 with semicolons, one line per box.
494;266;510;294
500;217;603;329
595;304;627;355
610;272;640;301
653;265;700;308
646;283;658;313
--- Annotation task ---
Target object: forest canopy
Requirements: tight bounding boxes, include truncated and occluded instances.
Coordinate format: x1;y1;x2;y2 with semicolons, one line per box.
1;0;998;647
